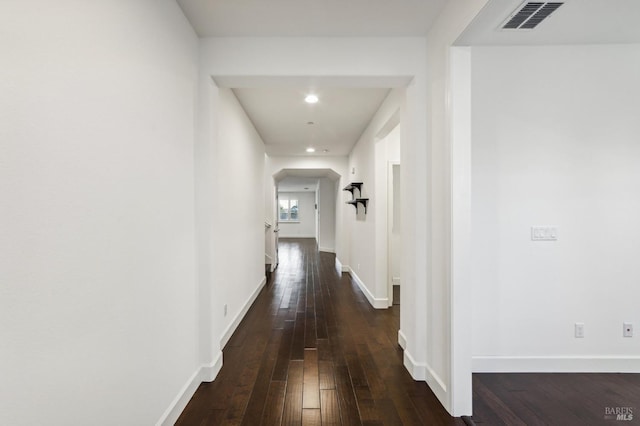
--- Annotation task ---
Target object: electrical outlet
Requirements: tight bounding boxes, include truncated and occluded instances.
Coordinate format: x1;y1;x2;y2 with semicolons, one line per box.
623;322;633;338
575;323;584;338
224;304;228;317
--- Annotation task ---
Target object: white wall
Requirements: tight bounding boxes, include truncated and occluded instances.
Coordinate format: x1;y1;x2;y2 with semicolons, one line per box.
471;45;640;372
278;191;316;238
200;86;266;357
390;163;402;285
348;90;403;309
0;1;199;425
425;0;488;415
318;178;337;253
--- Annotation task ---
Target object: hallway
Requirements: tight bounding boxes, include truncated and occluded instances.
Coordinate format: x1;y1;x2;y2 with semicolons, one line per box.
176;239;462;425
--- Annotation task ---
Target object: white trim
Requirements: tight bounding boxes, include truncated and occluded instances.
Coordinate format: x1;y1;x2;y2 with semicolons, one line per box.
398;330;407;349
278;234;316;239
403;350;448;406
156;351;223;426
319;246;335;253
335;257;343;274
220;276;267;349
425;363;449;404
473;356;640;373
346;268;388;309
341;264;350;273
392;277;401;286
449;45;474;417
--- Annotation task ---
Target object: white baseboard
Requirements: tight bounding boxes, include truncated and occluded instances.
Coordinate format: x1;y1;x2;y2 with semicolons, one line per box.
403;350;449;411
398;330;407;349
473;356;640;373
335;258;343;274
345;267;388;309
220;276;267;349
341;264;350;273
319;246;335;253
392;277;401;286
403;349;426;380
279;234;316;239
157;351;223;426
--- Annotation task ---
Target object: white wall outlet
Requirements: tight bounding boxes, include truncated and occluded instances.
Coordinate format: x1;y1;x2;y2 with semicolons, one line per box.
623;322;633;337
224;304;228;317
575;322;585;338
531;226;559;241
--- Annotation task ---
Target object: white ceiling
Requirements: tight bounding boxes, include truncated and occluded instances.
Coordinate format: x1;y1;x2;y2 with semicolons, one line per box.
232;87;391;157
178;0;640;159
457;0;640;45
176;0;447;37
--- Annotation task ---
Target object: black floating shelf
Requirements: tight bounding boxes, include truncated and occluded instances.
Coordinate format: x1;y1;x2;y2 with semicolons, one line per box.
342;182;363;196
346;198;369;214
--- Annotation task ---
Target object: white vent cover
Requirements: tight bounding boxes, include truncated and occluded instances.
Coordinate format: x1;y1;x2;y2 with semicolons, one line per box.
501;2;564;30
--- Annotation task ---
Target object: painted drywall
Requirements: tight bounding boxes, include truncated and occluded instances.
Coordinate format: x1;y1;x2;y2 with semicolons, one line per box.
278;191;317;238
318;178;337;253
0;1;199;425
390;163;401;285
348;89;404;309
206;87;266;351
470;45;640;372
424;0;489;415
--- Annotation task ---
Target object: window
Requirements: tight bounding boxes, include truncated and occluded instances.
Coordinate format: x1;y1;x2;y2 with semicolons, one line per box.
279;199;298;221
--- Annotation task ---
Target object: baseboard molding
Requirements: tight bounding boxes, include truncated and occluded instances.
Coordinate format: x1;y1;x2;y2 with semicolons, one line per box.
403;349;426;380
220;276;267;349
473;356;640;373
392;277;401;286
398;330;407;350
157;351;223;426
335;258;343;274
345;267;388;309
279;234;316;239
319;246;335;254
341;264;350;273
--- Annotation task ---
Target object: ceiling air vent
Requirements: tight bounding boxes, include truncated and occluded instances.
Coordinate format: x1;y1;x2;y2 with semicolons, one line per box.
501;2;564;30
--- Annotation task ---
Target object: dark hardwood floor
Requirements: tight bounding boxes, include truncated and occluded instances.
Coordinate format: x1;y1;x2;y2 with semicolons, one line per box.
176;238;640;425
472;372;640;425
176;238;463;425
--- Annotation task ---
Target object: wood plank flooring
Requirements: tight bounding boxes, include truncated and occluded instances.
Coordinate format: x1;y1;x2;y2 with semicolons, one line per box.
472;372;640;425
176;238;640;425
176;238;462;425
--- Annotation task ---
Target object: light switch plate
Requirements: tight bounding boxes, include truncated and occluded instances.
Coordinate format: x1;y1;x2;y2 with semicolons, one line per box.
531;226;558;241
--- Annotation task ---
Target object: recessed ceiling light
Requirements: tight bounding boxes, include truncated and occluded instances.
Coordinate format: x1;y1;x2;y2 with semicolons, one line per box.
306;147;316;153
305;94;319;104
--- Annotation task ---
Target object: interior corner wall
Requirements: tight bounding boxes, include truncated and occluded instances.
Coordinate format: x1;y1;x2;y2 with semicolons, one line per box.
470;44;640;373
278;191;317;238
318;178;337;253
424;0;489;416
0;1;200;425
